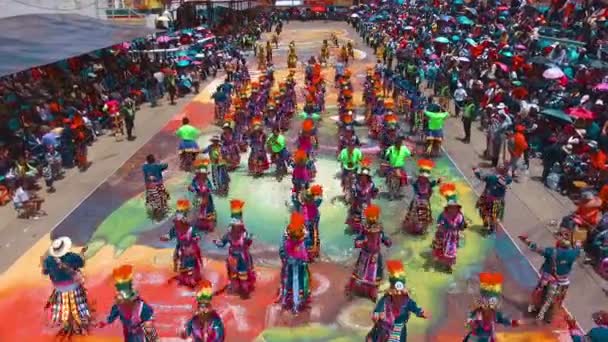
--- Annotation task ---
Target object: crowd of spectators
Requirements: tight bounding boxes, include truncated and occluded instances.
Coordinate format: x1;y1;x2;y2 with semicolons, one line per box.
349;1;608;199
0;9;276;218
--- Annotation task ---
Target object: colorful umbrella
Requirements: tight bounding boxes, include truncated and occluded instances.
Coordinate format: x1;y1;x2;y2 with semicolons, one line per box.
493;61;509;72
176;60;191;68
511;87;528;99
458;16;474;25
156;35;170;43
566;107;595;120
540;108;573;123
594;83;608;91
515;44;527;50
543;67;565;79
434;37;450;44
465;38;477;46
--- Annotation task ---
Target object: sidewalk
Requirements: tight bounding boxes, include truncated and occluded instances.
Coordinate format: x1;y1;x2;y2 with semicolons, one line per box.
441;107;608;331
0;88;211;271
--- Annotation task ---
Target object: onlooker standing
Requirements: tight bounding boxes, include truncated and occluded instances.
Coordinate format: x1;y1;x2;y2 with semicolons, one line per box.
121;101;136;141
461;97;477;144
453;83;467;117
508;125;529;179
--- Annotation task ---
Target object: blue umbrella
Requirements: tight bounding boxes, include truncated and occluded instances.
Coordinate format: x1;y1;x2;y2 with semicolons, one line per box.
177;60;191;68
458;16;474;25
177;50;188;57
465;38;477;46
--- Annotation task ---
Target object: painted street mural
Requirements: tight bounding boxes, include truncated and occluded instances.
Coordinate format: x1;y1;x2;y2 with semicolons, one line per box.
0;28;573;341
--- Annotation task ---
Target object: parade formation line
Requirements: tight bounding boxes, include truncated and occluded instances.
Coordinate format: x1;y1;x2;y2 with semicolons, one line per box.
0;23;575;342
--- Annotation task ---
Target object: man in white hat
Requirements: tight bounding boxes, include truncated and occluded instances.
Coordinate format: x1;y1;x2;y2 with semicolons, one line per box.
41;236;91;336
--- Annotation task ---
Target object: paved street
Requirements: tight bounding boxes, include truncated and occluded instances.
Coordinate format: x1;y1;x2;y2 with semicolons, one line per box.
0;21;605;341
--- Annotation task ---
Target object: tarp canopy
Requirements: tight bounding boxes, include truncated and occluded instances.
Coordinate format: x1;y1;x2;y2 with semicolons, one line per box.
0;14;157;77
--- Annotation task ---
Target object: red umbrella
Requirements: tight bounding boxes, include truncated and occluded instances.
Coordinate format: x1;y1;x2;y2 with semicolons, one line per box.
511;87;528;100
566;107;595;120
311;6;326;13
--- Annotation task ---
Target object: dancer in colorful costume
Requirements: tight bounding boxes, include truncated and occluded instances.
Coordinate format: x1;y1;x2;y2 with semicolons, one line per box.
432;183;467;272
403;159;440;235
278;212;311;313
346;204;392;301
182;280;226;342
42;236;91;336
348;158;378;234
292;149;311;193
142;154;169;219
519;234;581;323
204;136;230;195
161;199;203;288
220;121;241;171
569;310;608;341
188;159;216;232
247;117;269;176
214;199;256;298
463;273;521;341
366;260;429;342
176;117;201;171
301;184;323;260
473;167;512;234
100;265;158;342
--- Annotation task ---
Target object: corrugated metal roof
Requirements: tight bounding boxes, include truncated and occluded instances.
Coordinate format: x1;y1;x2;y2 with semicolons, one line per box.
0;13;156;76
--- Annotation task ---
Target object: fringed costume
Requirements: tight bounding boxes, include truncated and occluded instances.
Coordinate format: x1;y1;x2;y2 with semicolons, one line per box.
473;168;511;233
403;160;439;235
189;159;217;233
162;199;203;288
367;260;428;342
278;212;311;314
215;199;256;298
42;237;92;336
300;185;323;260
348;161;378;234
346;205;392;301
103;265;158;342
204;137;230;195
247;118;270;175
463;273;521;342
432;183;467;271
519;235;581;323
182;280;226;342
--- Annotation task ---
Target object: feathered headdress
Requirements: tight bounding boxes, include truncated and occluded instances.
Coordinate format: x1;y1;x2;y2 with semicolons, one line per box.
196;279;214;303
359;157;372;176
343;89;353;98
193;158;210;173
342;114;353;124
418;159;435;176
302;118;315;132
230;199;245;220
176;199;191;212
384;100;394;109
386;260;407;286
287;212;306;240
309;184;323;197
364;204;381;220
478;272;503;308
384;113;398;124
251;116;263;127
113;265;137;299
294;149;308;164
439;183;458;205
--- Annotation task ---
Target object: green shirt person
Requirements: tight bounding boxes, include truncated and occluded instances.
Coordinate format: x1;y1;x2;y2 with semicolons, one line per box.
338;146;363;171
176;118;201;142
462;102;477;120
385;142;411;168
266;132;286;154
425;110;449;131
